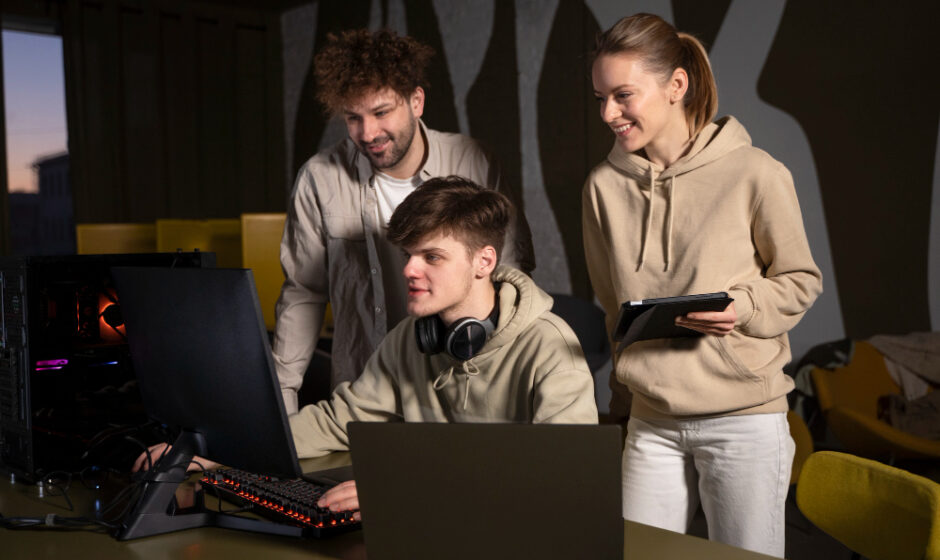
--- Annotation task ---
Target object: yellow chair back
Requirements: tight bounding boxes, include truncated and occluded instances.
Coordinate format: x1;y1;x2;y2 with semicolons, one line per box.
241;213;286;331
76;223;156;254
156;219;242;268
796;451;940;560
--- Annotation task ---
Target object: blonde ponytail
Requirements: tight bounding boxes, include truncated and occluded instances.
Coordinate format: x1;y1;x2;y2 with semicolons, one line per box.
676;32;717;137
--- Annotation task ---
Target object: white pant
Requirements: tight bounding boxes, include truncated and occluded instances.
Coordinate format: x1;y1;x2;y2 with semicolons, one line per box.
622;413;794;558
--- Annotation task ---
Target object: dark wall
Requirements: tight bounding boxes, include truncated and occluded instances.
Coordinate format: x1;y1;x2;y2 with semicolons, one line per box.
758;1;938;339
60;0;286;222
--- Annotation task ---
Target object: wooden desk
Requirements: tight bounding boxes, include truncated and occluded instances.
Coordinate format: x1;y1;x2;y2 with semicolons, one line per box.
2;453;774;560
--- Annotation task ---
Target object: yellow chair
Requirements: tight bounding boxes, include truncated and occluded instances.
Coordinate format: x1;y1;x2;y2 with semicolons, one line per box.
76;223;156;254
811;341;940;461
241;213;286;332
156;219;242;268
796;450;940;560
239;213;334;337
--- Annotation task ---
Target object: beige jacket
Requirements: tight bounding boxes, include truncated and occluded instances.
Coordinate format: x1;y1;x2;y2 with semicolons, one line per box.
274;121;535;413
582;116;822;419
289;266;598;458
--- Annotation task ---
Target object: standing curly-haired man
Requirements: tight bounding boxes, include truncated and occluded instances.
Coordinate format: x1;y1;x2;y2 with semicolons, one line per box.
274;29;535;413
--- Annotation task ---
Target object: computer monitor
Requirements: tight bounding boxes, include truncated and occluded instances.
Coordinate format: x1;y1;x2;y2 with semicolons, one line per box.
110;266;302;540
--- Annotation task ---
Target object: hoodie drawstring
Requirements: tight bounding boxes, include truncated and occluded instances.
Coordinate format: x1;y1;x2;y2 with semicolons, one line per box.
637;167;676;272
665;176;676;272
637;168;656;271
433;360;481;409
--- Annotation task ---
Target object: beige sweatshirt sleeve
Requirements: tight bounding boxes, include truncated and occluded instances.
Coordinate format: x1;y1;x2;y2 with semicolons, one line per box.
288;339;403;458
272;167;328;414
728;164;823;338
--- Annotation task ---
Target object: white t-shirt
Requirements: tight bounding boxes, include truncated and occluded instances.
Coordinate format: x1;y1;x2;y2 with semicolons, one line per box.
374;171;423;330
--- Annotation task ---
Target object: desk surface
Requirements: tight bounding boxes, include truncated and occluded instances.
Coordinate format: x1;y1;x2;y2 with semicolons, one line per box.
2;453;774;560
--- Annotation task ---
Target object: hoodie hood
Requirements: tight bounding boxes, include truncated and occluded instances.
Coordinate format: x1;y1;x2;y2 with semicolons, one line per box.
604;116;751;271
485;264;554;352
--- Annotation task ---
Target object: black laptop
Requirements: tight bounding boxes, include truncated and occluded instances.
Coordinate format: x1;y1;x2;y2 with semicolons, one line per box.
348;422;623;560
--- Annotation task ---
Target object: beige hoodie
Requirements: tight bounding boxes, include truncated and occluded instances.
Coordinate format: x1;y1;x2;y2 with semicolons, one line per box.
582;116;822;419
289;265;598;458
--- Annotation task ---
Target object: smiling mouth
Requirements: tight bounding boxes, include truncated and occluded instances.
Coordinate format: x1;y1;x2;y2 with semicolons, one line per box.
366;138;391;153
612;123;634;135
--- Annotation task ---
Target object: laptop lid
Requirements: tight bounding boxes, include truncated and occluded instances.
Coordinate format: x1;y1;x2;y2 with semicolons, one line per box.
348;422;623;560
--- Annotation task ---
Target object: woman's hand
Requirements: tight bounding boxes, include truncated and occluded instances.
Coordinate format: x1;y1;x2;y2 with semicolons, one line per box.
131;442;219;473
675;302;736;336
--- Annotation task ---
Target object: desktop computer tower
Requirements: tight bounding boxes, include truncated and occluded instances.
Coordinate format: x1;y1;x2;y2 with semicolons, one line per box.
0;252;215;481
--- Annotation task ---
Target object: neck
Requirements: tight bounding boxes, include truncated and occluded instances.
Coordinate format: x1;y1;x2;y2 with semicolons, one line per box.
643;115;692;168
439;280;496;327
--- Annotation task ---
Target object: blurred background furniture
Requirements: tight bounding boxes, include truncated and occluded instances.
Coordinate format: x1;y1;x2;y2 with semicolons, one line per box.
155;218;242;268
796;450;940;560
241;213;286;332
787;410;814;485
75;223;156;254
810;341;940;462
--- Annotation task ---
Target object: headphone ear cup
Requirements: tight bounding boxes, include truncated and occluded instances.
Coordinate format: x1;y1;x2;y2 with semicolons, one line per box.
444;316;496;361
415;315;445;355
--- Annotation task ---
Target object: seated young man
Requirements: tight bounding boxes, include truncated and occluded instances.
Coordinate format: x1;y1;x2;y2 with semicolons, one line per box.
291;176;597;518
134;176;596;517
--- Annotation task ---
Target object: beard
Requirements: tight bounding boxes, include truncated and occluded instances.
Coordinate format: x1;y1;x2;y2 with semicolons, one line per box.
357;116;418;171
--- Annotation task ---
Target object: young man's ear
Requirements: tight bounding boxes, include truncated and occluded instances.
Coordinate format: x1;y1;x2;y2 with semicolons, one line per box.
474;246;498;278
410;87;425;119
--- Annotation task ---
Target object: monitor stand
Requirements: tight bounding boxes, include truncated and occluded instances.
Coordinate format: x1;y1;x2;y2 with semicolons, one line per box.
116;431;304;540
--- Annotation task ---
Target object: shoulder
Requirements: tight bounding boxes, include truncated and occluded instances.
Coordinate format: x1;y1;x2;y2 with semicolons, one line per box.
515;310;584;362
425;127;493;168
582;159;633;203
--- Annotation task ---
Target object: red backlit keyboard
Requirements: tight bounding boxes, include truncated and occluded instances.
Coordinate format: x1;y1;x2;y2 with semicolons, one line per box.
202;468;360;538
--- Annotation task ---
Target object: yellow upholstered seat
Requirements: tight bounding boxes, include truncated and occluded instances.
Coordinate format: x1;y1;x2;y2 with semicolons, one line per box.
241;213;286;332
156;218;242;268
796;450;940;560
811;341;940;461
76;223;156;254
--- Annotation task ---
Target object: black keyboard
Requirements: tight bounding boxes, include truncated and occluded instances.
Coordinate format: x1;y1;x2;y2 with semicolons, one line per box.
201;468;361;538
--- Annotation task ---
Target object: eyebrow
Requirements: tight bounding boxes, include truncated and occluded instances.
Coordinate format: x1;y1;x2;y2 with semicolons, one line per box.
344;102;395;117
408;246;450;256
594;83;636;95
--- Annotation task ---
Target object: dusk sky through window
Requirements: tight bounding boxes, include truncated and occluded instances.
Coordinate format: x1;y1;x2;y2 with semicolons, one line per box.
3;29;68;193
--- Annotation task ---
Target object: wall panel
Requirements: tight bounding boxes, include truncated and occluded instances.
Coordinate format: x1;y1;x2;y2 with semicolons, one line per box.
63;0;285;223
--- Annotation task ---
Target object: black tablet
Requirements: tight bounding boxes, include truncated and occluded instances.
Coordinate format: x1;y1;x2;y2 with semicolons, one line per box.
613;292;734;348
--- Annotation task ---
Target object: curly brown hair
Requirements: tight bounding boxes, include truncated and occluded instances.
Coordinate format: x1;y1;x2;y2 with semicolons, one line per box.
314;28;435;115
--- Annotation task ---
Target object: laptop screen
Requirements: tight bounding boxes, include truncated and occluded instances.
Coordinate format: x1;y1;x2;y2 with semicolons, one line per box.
348;422;623;560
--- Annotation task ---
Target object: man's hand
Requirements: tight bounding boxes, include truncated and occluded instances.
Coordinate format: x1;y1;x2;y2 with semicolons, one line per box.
131;442;219;473
675;302;737;336
318;479;362;522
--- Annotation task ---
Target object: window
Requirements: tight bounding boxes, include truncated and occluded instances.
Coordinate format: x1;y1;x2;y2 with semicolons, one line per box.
3;23;73;255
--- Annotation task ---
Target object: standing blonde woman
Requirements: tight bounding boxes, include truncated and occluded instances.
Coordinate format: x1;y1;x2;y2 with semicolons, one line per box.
582;13;822;557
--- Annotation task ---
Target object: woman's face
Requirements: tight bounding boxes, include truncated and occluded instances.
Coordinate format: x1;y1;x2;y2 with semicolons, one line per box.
592;53;688;165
